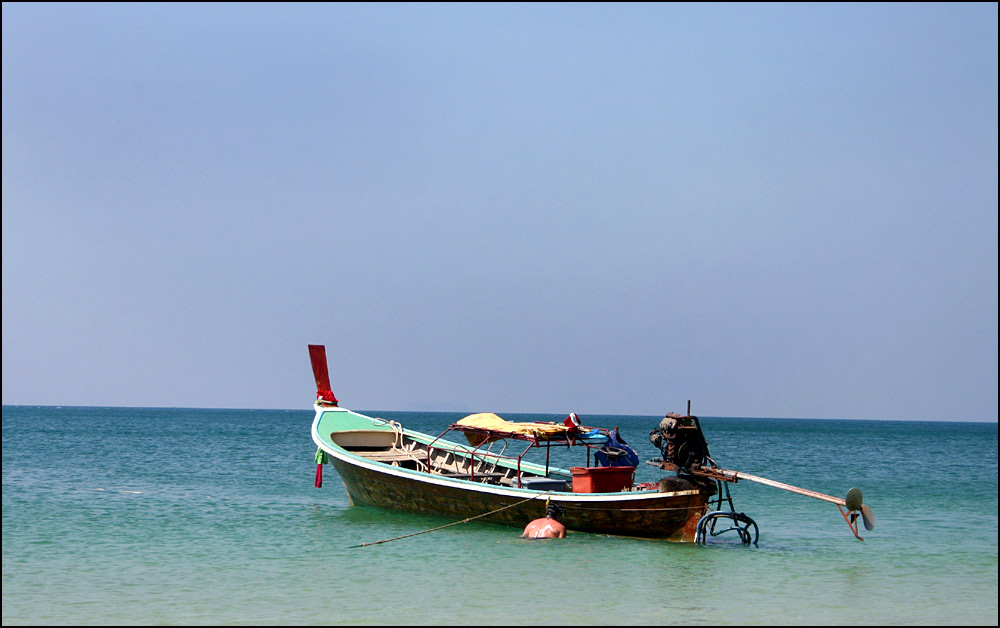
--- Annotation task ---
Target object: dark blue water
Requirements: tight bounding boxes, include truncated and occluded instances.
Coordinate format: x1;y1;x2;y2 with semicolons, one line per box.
3;406;997;625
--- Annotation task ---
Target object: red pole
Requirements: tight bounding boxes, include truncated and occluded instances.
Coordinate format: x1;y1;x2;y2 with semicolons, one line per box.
308;345;338;405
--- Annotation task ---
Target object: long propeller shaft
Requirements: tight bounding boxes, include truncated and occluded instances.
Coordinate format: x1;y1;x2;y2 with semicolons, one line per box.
727;470;846;506
649;459;874;539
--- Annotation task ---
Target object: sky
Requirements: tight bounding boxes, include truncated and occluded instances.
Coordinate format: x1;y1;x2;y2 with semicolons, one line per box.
2;3;997;421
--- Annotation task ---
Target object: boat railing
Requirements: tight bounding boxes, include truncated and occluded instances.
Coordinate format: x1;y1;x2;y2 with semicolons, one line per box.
425;422;611;487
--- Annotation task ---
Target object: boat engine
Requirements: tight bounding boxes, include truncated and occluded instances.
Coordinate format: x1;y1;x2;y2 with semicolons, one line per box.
649;412;710;473
649;411;759;545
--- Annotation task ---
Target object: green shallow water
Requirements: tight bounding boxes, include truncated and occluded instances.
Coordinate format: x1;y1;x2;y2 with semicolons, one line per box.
2;406;997;625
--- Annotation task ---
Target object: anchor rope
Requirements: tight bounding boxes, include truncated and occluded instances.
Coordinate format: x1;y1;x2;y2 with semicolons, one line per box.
349;492;552;548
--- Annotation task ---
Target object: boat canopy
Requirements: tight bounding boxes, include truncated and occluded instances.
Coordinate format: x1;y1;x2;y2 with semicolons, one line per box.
434;412;612;475
456;413;571;442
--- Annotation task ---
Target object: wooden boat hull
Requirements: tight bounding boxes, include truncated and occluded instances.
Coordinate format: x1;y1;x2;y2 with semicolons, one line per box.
313;406;711;541
330;455;708;540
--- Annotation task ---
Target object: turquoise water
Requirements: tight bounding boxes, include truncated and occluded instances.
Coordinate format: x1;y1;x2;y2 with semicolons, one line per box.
3;406;997;625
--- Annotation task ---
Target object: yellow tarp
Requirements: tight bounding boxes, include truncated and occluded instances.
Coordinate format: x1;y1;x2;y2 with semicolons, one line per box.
456;413;570;446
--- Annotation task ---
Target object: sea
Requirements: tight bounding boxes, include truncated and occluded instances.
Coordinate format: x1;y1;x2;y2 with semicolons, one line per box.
2;405;997;626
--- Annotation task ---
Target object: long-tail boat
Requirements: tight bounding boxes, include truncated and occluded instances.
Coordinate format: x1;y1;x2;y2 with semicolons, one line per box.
308;345;875;543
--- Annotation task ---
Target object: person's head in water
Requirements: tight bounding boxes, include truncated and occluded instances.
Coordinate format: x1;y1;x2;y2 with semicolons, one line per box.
546;503;564;520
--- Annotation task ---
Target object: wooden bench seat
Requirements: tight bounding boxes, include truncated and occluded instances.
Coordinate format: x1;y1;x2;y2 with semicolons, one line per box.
353;450;425;463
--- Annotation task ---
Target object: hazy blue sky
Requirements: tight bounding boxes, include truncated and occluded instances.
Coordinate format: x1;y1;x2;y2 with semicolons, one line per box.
3;3;997;421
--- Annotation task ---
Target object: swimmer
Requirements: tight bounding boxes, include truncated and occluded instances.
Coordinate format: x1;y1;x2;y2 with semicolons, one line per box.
520;503;566;539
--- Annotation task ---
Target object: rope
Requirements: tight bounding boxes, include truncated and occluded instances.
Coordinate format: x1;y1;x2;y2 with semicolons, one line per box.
389;420;429;471
373;418;428;472
349;492;551;548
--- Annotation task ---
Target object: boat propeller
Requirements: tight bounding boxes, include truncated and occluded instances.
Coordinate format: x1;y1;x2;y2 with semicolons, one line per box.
843;487;876;536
